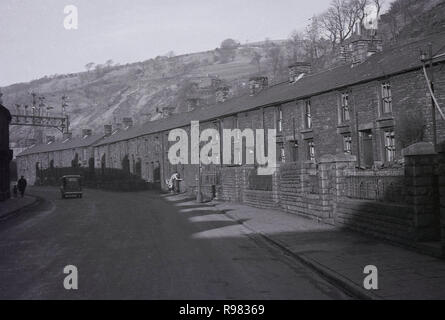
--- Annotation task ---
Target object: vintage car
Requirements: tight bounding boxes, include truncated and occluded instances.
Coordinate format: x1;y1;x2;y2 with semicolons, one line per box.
60;175;83;199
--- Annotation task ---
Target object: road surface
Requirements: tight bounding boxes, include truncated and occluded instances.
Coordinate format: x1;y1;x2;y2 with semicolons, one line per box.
0;187;350;300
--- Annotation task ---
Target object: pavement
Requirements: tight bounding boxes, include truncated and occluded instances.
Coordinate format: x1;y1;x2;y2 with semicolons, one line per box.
0;186;350;300
163;193;445;300
0;195;39;221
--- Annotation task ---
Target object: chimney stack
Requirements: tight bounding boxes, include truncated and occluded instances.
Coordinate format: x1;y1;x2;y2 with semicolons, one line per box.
46;136;55;144
82;129;93;137
122;117;133;129
211;78;223;89
104;125;112;137
249;76;268;95
186;98;201;112
348;29;383;66
288;62;312;83
25;138;37;147
216;86;230;103
63;132;73;141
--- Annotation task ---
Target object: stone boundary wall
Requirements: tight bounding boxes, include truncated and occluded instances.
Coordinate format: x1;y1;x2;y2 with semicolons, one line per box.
216;144;445;256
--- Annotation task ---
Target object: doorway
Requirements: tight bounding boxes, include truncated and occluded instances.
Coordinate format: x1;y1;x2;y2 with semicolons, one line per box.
360;130;374;168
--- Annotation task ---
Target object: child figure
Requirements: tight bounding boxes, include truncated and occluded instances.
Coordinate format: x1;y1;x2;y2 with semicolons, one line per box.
13;185;18;198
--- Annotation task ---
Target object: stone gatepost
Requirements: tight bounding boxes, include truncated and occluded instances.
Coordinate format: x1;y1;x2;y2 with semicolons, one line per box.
403;142;440;243
319;155;336;220
271;164;281;207
319;154;357;222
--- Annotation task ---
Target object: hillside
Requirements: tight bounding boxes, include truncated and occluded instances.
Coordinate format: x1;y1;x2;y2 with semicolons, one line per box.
3;0;445;147
1;40;289;146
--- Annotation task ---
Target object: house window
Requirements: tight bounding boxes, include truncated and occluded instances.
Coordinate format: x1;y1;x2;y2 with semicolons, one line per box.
277;143;285;163
343;134;352;154
381;82;392;114
384;130;396;162
307;139;315;161
304;100;312;129
289;141;299;162
340;93;350;123
277;108;283;133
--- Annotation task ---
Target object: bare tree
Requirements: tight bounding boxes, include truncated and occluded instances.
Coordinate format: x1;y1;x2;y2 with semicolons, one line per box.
251;51;263;73
287;30;305;61
85;62;95;72
320;0;370;48
105;59;114;68
266;44;285;78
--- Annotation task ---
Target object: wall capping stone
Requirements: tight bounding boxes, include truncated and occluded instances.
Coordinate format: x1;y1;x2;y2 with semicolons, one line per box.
402;142;436;157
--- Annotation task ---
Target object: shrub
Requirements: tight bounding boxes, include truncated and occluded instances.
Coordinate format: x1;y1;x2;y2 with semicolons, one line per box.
398;110;426;148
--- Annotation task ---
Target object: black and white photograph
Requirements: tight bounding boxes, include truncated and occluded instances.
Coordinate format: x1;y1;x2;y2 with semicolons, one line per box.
1;0;445;305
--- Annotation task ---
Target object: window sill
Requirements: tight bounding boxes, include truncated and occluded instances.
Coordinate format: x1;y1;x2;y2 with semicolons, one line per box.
301;129;313;134
377;115;394;122
337;124;352;134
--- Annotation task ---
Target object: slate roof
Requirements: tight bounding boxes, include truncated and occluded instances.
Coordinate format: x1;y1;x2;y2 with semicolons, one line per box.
18;31;445;156
18;134;105;156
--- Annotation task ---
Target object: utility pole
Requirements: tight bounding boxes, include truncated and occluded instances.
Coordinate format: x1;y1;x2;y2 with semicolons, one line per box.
197;162;202;203
421;44;438;152
429;43;437;152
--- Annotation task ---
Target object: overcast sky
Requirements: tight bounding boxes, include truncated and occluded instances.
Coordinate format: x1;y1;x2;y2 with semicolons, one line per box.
1;0;340;86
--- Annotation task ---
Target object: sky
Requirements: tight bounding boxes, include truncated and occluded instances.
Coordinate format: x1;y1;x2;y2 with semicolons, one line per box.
0;0;336;87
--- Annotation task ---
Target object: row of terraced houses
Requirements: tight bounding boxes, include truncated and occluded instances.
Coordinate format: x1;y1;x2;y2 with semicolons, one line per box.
16;32;445;256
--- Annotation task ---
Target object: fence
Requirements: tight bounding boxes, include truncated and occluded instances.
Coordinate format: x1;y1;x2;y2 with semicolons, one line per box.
342;175;407;203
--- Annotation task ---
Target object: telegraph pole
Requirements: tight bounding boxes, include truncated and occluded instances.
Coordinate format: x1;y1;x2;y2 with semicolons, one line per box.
429;43;437;152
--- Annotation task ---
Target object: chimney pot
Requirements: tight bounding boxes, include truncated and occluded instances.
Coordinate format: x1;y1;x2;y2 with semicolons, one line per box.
288;62;312;83
216;87;230;103
349;30;383;66
211;78;223;89
63;132;73;141
186;98;201;112
122;117;133;129
104;125;113;136
249;76;268;95
46;136;56;144
82;129;93;137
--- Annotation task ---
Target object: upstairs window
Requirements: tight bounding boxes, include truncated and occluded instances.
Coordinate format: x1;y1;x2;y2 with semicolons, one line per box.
381;82;392;115
340;93;351;123
384;130;396;162
304;100;312;130
277;107;283;133
277;143;285;163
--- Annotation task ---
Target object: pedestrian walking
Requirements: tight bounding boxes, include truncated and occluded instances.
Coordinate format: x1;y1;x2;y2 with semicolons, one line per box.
17;176;27;198
13;185;18;198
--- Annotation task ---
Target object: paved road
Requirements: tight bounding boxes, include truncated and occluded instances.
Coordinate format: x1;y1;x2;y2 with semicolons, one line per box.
0;187;350;300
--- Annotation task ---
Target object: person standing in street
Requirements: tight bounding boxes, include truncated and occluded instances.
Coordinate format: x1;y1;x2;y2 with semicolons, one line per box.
17;176;27;198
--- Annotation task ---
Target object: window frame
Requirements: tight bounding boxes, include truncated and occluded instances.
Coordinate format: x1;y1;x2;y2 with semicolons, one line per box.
381;82;393;115
384;130;396;163
307;139;315;161
340;92;351;123
277;107;283;134
277;142;286;163
342;134;353;154
304;100;312;130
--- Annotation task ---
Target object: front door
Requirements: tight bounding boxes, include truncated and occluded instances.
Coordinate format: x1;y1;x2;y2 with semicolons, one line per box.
361;130;374;168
